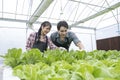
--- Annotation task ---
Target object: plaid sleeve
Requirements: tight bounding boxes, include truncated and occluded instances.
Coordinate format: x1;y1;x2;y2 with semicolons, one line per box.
26;32;36;50
48;37;58;49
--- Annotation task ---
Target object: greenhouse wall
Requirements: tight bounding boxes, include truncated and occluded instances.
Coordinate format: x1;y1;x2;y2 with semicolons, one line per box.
68;28;96;51
0;21;27;55
96;24;120;40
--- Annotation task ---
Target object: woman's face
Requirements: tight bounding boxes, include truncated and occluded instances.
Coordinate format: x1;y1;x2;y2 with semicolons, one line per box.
41;26;51;35
58;26;67;38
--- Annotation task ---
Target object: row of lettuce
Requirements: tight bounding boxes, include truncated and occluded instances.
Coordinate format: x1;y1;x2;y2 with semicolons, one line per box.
1;48;120;80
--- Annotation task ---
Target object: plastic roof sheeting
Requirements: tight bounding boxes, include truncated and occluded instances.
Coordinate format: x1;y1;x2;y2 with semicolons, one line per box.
0;0;120;29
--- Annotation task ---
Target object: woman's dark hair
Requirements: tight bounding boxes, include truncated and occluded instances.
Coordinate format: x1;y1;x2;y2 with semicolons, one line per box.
57;21;68;30
38;21;51;36
36;21;51;41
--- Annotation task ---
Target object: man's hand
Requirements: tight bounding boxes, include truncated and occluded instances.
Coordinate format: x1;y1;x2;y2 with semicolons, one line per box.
76;42;85;50
59;47;67;51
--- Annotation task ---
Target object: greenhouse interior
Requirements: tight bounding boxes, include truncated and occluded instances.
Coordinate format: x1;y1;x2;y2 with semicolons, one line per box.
0;0;120;80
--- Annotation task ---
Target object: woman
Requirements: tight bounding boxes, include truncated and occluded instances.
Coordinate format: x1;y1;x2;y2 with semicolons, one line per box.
26;21;57;52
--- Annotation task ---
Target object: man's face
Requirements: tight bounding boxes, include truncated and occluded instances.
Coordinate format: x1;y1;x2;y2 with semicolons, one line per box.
58;26;67;38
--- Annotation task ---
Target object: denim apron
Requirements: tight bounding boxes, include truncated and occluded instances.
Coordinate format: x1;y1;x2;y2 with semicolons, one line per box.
32;33;48;52
53;37;70;51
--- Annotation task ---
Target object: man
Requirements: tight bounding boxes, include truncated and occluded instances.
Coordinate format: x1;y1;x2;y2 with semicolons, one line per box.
50;20;84;51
